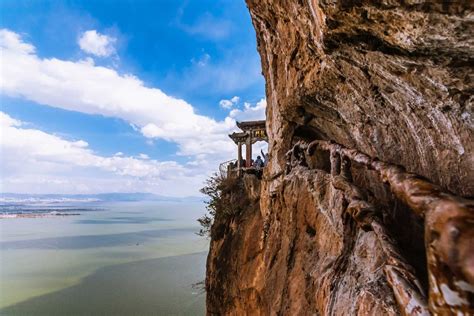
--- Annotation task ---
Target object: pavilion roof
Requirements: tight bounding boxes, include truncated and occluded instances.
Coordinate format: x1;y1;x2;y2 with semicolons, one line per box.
229;120;267;145
229;132;248;144
236;120;266;131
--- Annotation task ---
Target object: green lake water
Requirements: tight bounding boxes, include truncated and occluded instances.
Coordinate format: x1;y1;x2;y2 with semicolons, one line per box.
0;201;209;315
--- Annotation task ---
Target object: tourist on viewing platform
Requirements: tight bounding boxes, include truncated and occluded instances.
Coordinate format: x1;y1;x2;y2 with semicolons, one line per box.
255;156;264;169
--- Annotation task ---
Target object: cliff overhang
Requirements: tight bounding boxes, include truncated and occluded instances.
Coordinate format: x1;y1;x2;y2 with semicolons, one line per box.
205;1;473;315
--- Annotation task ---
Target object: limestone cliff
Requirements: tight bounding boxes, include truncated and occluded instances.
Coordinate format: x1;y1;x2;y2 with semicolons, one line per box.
206;1;473;315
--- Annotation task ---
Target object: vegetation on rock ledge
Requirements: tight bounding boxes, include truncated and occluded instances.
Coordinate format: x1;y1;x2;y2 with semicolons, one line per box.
197;174;250;237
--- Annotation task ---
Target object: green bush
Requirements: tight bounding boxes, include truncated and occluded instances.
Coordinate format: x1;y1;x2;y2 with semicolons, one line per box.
197;173;248;237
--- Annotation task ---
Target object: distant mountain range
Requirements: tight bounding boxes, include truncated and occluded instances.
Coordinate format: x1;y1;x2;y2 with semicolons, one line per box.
0;193;204;204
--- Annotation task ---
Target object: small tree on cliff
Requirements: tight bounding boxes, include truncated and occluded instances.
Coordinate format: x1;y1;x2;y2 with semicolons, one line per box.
197;173;249;237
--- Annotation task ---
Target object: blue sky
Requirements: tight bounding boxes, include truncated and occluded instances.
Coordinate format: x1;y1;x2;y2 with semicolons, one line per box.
0;0;266;196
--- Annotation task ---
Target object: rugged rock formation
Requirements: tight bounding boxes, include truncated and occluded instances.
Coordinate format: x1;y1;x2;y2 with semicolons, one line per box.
206;1;473;315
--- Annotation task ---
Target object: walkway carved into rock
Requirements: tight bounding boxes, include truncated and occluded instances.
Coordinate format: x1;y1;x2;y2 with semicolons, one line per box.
285;140;474;315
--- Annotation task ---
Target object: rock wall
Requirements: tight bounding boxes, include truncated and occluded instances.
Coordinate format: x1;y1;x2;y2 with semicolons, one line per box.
249;0;473;196
206;1;473;315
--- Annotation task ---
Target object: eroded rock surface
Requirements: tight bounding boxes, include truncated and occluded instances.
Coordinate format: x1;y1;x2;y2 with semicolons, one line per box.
206;1;473;315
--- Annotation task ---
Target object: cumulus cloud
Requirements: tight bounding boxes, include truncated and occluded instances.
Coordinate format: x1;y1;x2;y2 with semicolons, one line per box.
219;96;240;109
78;30;116;57
0;111;22;127
229;98;266;121
231;96;240;103
0;28;235;158
0;29;267;196
0;30;35;54
219;100;233;109
138;153;150;160
0;112;204;196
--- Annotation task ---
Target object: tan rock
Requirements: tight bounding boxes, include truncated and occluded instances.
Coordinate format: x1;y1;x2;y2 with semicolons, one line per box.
206;1;473;315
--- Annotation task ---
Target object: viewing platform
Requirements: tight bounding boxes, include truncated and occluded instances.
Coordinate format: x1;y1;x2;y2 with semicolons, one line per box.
222;120;268;177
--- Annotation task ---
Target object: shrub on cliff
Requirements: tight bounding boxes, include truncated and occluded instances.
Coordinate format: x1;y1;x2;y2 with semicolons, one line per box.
197;173;249;237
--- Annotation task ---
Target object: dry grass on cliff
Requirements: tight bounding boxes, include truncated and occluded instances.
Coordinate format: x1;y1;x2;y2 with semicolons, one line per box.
197;173;250;237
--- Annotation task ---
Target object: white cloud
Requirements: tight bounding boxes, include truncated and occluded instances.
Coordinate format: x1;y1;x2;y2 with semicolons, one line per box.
219;100;233;109
0;111;22;127
78;30;116;57
229;98;266;121
0;29;235;158
179;12;232;40
0;30;35;54
138;153;150;160
0;112;204;196
0;29;267;196
219;96;240;109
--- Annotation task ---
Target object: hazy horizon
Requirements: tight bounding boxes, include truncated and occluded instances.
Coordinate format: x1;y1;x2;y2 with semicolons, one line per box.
0;192;206;201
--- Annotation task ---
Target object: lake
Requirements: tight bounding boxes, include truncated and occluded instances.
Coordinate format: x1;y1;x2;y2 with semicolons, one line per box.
0;201;208;315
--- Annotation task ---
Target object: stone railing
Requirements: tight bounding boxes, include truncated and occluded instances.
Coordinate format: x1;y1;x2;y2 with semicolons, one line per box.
221;159;266;179
285;140;474;315
219;159;237;178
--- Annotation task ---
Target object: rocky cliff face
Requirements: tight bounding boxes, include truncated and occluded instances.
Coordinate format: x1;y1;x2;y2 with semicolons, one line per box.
206;1;473;315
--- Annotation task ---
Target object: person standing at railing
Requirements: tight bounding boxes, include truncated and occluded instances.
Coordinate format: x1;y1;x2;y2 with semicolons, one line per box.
255;156;264;169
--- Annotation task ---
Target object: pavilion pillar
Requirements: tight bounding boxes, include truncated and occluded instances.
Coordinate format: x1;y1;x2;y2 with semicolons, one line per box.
246;134;252;167
237;142;242;169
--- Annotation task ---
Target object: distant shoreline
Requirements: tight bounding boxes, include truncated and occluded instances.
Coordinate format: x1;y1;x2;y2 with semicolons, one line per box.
0;212;81;219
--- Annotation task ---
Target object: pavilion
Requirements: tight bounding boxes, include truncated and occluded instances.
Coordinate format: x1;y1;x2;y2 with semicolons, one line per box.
229;120;268;169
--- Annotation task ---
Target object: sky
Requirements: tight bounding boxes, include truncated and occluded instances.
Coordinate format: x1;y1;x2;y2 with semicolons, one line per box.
0;0;267;197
